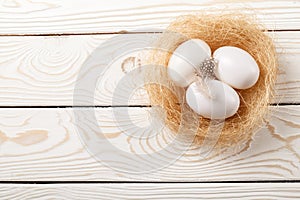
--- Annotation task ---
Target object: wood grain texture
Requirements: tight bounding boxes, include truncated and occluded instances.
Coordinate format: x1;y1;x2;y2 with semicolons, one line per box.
1;183;300;199
0;31;298;106
0;0;299;197
0;106;299;181
0;0;299;34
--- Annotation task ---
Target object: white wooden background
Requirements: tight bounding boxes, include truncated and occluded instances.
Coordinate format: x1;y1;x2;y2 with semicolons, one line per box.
0;0;300;199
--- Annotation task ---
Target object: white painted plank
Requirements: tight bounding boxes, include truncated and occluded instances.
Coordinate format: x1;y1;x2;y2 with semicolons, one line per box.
0;0;299;34
0;31;298;106
0;183;300;199
0;106;299;181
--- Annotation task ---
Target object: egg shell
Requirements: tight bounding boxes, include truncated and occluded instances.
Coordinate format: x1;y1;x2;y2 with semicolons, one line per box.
168;39;211;87
186;80;240;119
213;46;260;89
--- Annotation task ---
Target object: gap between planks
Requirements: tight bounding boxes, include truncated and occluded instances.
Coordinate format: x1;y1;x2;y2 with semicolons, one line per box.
1;29;300;37
0;180;300;184
0;104;297;109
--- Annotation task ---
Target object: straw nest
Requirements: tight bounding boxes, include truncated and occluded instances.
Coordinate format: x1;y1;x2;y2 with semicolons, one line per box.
145;14;278;148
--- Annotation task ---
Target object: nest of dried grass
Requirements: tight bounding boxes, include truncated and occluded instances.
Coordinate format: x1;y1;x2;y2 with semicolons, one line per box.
145;14;278;147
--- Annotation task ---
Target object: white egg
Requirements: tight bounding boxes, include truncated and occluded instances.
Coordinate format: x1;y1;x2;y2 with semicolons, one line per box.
213;46;259;89
168;39;211;87
186;80;240;119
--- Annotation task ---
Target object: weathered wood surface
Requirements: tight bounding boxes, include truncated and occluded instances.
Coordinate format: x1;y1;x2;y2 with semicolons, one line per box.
0;32;298;106
1;183;300;199
0;0;299;35
0;106;299;181
0;1;300;198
